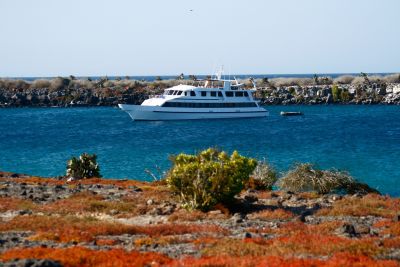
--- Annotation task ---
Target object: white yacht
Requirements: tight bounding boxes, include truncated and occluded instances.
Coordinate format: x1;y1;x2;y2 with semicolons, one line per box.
118;74;268;121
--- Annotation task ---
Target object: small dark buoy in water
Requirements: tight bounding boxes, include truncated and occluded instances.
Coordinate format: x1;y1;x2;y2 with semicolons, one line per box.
280;111;303;116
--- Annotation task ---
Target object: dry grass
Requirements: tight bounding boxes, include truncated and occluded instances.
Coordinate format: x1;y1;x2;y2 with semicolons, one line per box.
270;77;314;87
334;75;355;84
248;209;295;221
0;197;37;212
0;215;227;243
317;194;400;218
297;191;321;199
203;233;385;258
134;235;192;247
30;79;51;89
278;163;354;194
373;220;400;236
95;238;118;246
35;192;140;216
248;221;343;236
168;209;207;222
0;176;150;189
383;73;400;83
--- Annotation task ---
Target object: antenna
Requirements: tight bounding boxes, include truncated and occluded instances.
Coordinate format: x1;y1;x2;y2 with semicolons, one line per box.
249;77;256;89
234;76;239;85
216;66;223;80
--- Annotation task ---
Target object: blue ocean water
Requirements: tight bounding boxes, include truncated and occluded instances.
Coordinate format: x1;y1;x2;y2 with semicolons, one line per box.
0;106;399;196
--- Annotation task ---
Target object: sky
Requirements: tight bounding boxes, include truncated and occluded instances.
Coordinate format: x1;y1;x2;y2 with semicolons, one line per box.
0;0;399;77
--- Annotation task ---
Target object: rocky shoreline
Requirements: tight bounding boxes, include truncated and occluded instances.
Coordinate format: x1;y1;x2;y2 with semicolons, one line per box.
1;75;400;107
0;171;399;266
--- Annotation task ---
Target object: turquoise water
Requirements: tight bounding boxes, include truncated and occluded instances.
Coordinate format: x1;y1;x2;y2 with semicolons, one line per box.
0;106;399;196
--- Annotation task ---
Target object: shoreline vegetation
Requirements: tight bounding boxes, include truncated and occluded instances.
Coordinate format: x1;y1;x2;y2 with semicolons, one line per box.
1;150;399;266
1;73;400;107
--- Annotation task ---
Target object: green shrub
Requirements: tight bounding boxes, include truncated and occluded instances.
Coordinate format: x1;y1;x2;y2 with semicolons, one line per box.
251;160;278;190
331;85;342;102
66;153;101;179
165;148;257;211
278;163;379;195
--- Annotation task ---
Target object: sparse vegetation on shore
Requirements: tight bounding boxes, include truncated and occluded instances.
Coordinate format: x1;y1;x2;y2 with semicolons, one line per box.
0;73;400;107
0;150;398;266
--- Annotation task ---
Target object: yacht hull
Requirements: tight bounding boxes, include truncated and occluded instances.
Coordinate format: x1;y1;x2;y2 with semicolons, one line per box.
118;104;268;121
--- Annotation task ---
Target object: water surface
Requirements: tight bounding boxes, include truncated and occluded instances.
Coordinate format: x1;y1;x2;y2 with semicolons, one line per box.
0;106;399;196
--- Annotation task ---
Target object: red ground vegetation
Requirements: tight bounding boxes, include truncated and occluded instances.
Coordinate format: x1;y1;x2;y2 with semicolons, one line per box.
373;220;400;238
0;176;148;189
170;253;399;267
248;208;295;220
0;215;227;243
1;248;398;267
0;247;172;267
36;192;140;216
168;209;207;222
248;221;343;236
95;238;118;246
0;197;37;212
204;232;385;258
317;194;400;218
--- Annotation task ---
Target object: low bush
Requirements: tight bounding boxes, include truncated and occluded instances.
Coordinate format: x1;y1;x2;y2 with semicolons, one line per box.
250;160;278;190
66;153;101;179
279;164;380;195
278;164;352;194
31;79;51;89
383;73;400;83
166;148;257;211
333;75;355;84
278;163;378;195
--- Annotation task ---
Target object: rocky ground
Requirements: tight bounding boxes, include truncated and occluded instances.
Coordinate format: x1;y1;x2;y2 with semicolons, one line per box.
0;171;399;266
1;77;400;107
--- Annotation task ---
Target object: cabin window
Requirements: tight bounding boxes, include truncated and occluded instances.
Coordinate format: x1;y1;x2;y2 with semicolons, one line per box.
201;91;207;97
218;92;223;97
244;91;249;97
210;91;216;97
162;102;257;108
190;91;196;97
235;92;244;97
225;91;234;97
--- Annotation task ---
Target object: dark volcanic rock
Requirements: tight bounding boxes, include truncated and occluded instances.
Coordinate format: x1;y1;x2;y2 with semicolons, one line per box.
3;259;62;267
335;223;358;237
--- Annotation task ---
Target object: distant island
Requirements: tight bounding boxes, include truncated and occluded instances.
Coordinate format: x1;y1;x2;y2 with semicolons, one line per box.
0;73;399;107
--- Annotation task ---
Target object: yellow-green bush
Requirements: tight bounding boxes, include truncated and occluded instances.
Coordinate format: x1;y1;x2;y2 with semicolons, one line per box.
166;148;257;211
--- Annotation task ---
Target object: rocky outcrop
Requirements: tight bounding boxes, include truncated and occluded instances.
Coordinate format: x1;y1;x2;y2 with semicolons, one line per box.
1;171;399;265
1;78;400;107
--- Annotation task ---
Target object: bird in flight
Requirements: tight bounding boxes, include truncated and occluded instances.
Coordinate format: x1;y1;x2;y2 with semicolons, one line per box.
189;9;193;12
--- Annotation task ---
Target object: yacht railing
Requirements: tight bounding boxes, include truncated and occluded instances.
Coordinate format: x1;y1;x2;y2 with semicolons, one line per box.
149;95;164;99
